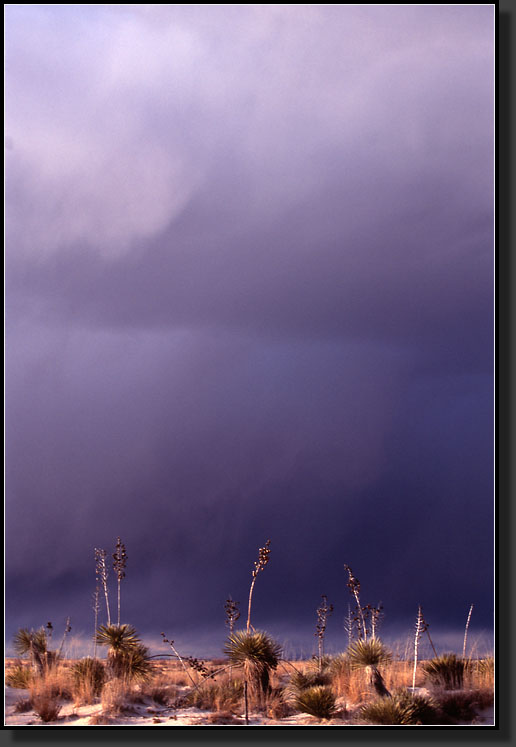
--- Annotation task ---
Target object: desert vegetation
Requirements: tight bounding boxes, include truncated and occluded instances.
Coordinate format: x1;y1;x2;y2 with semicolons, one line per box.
5;539;494;727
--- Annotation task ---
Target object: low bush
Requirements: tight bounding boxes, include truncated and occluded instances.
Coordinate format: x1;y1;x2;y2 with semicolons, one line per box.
31;690;62;723
294;685;337;720
185;679;244;712
359;690;438;725
14;697;33;713
6;663;33;689
422;654;465;690
71;658;106;703
434;688;494;724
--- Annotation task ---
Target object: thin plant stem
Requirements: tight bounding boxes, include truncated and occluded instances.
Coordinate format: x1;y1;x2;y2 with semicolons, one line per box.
57;617;72;659
462;604;474;659
246;540;271;632
412;605;424;690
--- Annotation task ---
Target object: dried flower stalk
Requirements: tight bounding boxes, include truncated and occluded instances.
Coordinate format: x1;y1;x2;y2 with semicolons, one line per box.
95;548;111;626
246;539;271;632
112;537;127;626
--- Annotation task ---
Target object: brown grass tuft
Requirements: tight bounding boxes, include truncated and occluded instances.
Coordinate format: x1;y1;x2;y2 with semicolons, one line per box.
206;710;244;725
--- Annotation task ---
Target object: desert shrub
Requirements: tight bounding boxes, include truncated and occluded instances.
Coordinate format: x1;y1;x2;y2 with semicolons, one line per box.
287;668;331;696
6;662;33;689
88;713;114;725
471;657;494;689
294;685;337;720
186;679;244;711
96;625;151;680
206;710;243;725
100;678;135;716
14;697;33;713
71;658;105;704
224;630;281;710
434;689;494;724
347;638;392;697
147;684;177;706
30;684;62;723
347;638;392;669
266;688;296;719
422;654;465;690
360;690;438;725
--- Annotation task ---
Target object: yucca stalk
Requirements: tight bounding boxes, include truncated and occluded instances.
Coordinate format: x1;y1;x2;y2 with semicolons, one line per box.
246;540;271;633
112;537;127;627
344;564;367;640
462;604;474;660
95;548;111;626
315;595;333;672
92;586;100;658
225;597;240;679
160;632;197;687
344;603;354;648
412;605;424;690
57;617;72;659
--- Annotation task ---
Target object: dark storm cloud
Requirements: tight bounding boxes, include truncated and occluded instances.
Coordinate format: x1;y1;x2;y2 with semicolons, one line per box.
5;5;494;655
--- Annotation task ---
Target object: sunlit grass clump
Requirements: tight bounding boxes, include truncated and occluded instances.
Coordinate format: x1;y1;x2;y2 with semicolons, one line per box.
360;690;438;725
293;685;337;720
422;654;465;690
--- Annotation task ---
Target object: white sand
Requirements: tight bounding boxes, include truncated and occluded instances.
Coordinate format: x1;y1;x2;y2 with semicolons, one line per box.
4;686;494;727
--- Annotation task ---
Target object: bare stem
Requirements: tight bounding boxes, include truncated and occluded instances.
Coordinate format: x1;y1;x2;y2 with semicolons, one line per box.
462;604;474;659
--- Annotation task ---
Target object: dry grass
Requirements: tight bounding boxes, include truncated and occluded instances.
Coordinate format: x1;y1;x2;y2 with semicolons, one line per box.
88;713;114;725
100;678;136;716
266;688;296;719
139;675;179;706
6;661;33;690
433;688;494;724
29;678;63;723
205;710;244;725
14;697;33;713
185;677;244;712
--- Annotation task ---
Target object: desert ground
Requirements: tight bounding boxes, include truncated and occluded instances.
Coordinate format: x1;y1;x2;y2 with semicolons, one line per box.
5;655;494;727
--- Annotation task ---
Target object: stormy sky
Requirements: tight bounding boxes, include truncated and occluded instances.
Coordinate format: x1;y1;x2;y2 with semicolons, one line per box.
5;5;494;659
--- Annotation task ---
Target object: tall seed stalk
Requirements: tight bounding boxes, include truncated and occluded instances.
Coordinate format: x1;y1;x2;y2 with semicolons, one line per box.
344;564;367;640
57;617;72;659
225;597;240;679
246;539;271;632
160;633;197;687
315;595;334;672
95;548;111;626
412;605;424;690
92;586;100;657
344;603;354;648
462;604;474;659
112;537;127;627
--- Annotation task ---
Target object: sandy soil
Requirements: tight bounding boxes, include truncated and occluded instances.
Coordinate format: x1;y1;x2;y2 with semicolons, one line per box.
4;686;494;727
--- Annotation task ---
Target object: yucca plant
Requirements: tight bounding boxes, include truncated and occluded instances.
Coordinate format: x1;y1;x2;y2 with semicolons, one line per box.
95;624;145;679
360;690;438;725
315;596;333;672
286;667;331;698
347;637;392;697
224;630;281;723
422;653;465;690
13;628;54;674
294;685;337;720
